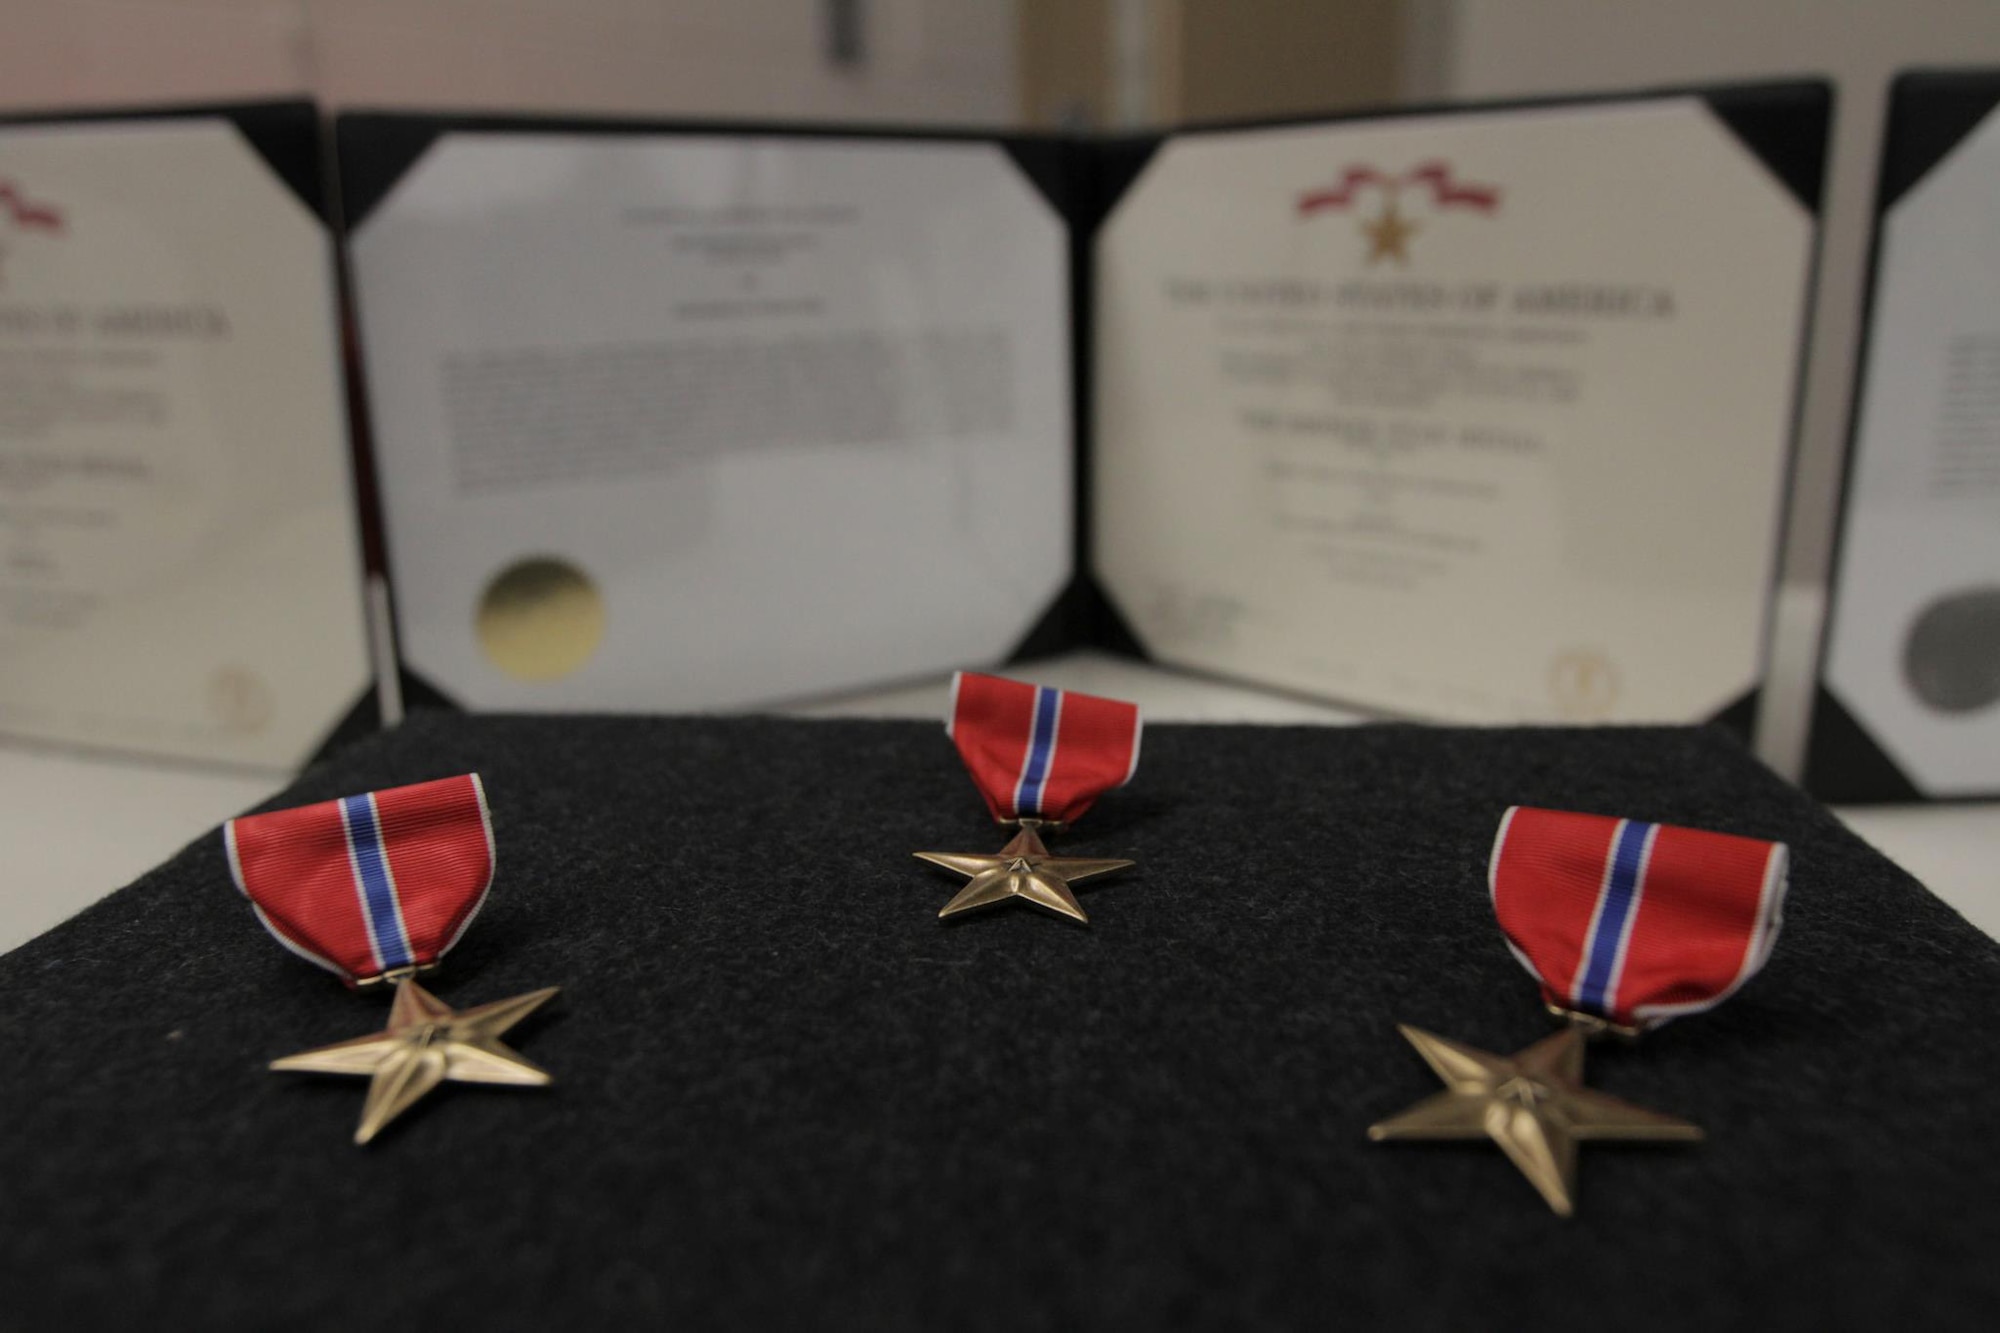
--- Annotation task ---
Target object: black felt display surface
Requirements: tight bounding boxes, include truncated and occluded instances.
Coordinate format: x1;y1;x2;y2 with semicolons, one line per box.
2;714;1997;1329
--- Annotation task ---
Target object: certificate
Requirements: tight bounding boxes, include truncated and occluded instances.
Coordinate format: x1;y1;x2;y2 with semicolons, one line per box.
1811;71;2000;800
0;106;369;768
1092;91;1823;725
346;121;1071;713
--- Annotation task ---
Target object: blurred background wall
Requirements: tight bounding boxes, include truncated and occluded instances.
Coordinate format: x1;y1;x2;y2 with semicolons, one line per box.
0;0;1016;124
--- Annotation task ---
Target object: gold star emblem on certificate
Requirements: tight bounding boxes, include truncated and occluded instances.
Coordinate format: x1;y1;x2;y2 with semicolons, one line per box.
1367;1024;1701;1216
270;978;559;1145
915;826;1133;925
1363;199;1418;265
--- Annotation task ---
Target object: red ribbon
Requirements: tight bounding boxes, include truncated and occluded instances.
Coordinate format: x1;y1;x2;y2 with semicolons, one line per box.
947;672;1141;826
224;775;495;986
1490;807;1787;1029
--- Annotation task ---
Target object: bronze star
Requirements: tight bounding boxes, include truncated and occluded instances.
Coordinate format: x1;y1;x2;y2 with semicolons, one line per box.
1367;1024;1701;1216
270;977;558;1145
914;825;1133;924
1362;199;1418;265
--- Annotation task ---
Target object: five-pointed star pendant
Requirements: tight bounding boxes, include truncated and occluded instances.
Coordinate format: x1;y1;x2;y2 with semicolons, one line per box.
914;825;1133;925
270;977;558;1145
1363;200;1419;265
1367;1024;1701;1216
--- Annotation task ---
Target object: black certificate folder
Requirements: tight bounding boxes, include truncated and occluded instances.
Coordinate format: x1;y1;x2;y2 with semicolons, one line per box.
337;82;1827;732
339;115;1084;722
1807;71;2000;802
0;101;374;770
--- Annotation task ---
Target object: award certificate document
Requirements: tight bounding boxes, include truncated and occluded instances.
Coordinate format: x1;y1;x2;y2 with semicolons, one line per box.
1819;84;2000;797
350;130;1069;712
1094;99;1815;724
0;114;367;768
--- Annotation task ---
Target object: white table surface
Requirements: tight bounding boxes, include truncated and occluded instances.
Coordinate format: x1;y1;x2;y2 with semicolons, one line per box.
3;650;1996;954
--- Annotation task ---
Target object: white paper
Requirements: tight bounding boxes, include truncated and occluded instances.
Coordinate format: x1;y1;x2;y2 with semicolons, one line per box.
1094;100;1812;724
1824;105;2000;795
0;119;368;768
352;133;1070;712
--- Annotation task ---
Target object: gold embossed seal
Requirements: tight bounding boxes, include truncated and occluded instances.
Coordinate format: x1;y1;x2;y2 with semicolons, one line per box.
476;556;605;681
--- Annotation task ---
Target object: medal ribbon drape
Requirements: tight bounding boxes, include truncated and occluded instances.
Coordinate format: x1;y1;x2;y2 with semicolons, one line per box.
1489;806;1788;1030
225;774;496;986
947;671;1142;825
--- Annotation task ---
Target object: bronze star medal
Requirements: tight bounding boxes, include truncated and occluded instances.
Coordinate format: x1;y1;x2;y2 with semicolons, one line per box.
273;977;559;1145
916;825;1133;924
1373;807;1790;1215
1368;1025;1699;1217
919;673;1144;927
223;774;561;1146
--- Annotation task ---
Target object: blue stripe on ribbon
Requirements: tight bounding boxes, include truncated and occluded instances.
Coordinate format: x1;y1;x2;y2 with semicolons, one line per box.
342;794;413;972
1015;686;1060;817
1574;820;1653;1015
